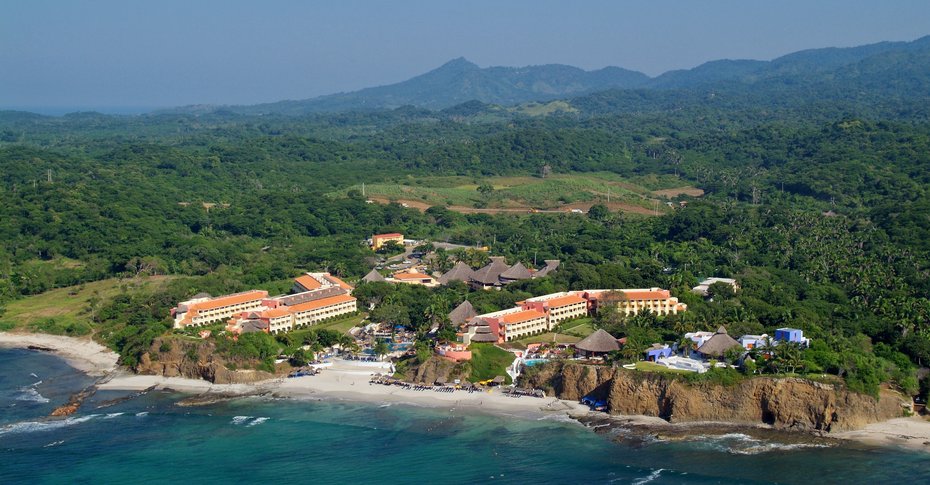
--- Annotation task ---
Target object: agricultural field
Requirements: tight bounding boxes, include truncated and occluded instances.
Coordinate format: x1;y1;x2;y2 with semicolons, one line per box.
331;172;701;215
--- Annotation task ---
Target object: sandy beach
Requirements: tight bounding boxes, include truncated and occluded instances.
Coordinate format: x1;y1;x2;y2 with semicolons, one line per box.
98;360;590;420
834;417;930;451
0;332;119;376
4;331;930;450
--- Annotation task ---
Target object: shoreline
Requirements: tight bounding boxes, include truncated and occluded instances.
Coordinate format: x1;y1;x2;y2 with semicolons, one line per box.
0;331;119;376
4;331;930;451
97;362;591;421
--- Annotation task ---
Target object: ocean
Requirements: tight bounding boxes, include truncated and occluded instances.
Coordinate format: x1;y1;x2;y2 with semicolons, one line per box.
2;348;929;484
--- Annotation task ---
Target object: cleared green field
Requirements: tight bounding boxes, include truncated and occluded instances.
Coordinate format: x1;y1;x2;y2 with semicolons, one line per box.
330;172;686;213
0;276;176;335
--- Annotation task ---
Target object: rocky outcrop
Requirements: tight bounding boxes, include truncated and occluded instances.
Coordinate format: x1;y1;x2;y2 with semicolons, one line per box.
524;362;910;432
135;337;274;384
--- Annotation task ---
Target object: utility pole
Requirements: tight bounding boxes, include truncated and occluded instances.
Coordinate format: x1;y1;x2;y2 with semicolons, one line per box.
47;169;52;183
362;183;366;197
607;187;610;203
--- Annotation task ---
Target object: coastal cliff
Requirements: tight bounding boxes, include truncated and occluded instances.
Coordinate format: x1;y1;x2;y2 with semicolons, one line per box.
134;337;274;384
524;362;910;432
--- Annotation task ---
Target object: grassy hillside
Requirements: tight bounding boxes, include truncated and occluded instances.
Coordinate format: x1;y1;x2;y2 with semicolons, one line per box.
0;276;175;336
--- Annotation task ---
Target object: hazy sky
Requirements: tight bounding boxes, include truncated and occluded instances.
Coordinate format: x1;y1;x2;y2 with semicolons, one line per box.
2;0;929;111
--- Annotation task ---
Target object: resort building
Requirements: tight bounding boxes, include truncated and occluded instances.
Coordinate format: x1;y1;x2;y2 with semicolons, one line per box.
498;309;549;341
645;343;673;361
465;257;561;289
774;328;811;347
184;272;357;334
387;269;438;287
692;277;740;297
519;292;588;326
739;334;769;350
172;290;269;328
685;331;717;349
448;300;477;326
436;343;472;362
227;307;294;334
288;293;358;328
574;329;621;357
695;326;742;359
371;232;404;250
437;261;475;286
584;288;687;316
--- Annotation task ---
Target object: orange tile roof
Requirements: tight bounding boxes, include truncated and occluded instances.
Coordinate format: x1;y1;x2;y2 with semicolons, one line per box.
288;294;356;313
545;294;587;308
323;274;354;290
295;275;322;290
188;290;268;312
623;289;671;300
373;233;403;239
393;272;432;280
261;308;292;319
502;309;547;324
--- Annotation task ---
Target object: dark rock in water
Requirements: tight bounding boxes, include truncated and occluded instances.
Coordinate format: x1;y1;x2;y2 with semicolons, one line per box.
50;386;98;417
175;391;268;407
27;345;56;353
96;385;157;409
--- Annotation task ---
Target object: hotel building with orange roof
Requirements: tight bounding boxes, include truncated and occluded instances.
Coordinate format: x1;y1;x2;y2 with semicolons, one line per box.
176;272;357;334
172;290;270;328
582;288;687;316
464;287;686;343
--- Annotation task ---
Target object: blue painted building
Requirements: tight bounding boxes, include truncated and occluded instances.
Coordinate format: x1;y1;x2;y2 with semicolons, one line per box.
774;328;810;347
645;343;673;361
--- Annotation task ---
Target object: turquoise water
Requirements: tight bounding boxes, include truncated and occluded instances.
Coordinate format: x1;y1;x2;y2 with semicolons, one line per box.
3;348;930;484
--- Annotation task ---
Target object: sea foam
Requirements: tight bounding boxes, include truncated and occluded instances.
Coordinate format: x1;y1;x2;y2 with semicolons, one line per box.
0;415;98;437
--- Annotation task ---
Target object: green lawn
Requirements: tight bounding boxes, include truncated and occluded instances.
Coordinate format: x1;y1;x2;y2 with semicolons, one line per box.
466;343;515;384
513;332;582;346
0;276;176;336
632;361;692;374
556;317;596;338
313;312;368;334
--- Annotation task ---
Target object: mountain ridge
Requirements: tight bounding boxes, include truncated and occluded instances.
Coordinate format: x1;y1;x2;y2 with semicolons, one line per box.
150;34;930;116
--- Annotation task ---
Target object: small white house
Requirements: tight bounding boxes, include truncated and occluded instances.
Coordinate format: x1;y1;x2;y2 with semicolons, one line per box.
738;334;769;350
692;277;739;296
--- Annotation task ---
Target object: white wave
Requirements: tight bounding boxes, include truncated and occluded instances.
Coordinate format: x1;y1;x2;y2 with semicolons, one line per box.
43;440;65;447
231;415;252;425
730;441;831;455
103;413;124;419
691;433;831;455
135;412;149;417
0;414;98;437
247;417;270;427
631;468;664;485
378;403;392;408
30;373;39;379
16;387;50;403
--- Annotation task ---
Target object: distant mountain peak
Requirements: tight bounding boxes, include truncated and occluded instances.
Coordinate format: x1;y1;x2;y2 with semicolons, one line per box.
435;57;480;71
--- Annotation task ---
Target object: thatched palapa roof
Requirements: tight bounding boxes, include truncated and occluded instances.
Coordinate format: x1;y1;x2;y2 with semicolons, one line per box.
471;257;511;285
362;269;386;283
448;300;477;325
438;261;475;285
696;326;741;357
500;262;533;281
534;260;561;277
575;329;621;353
